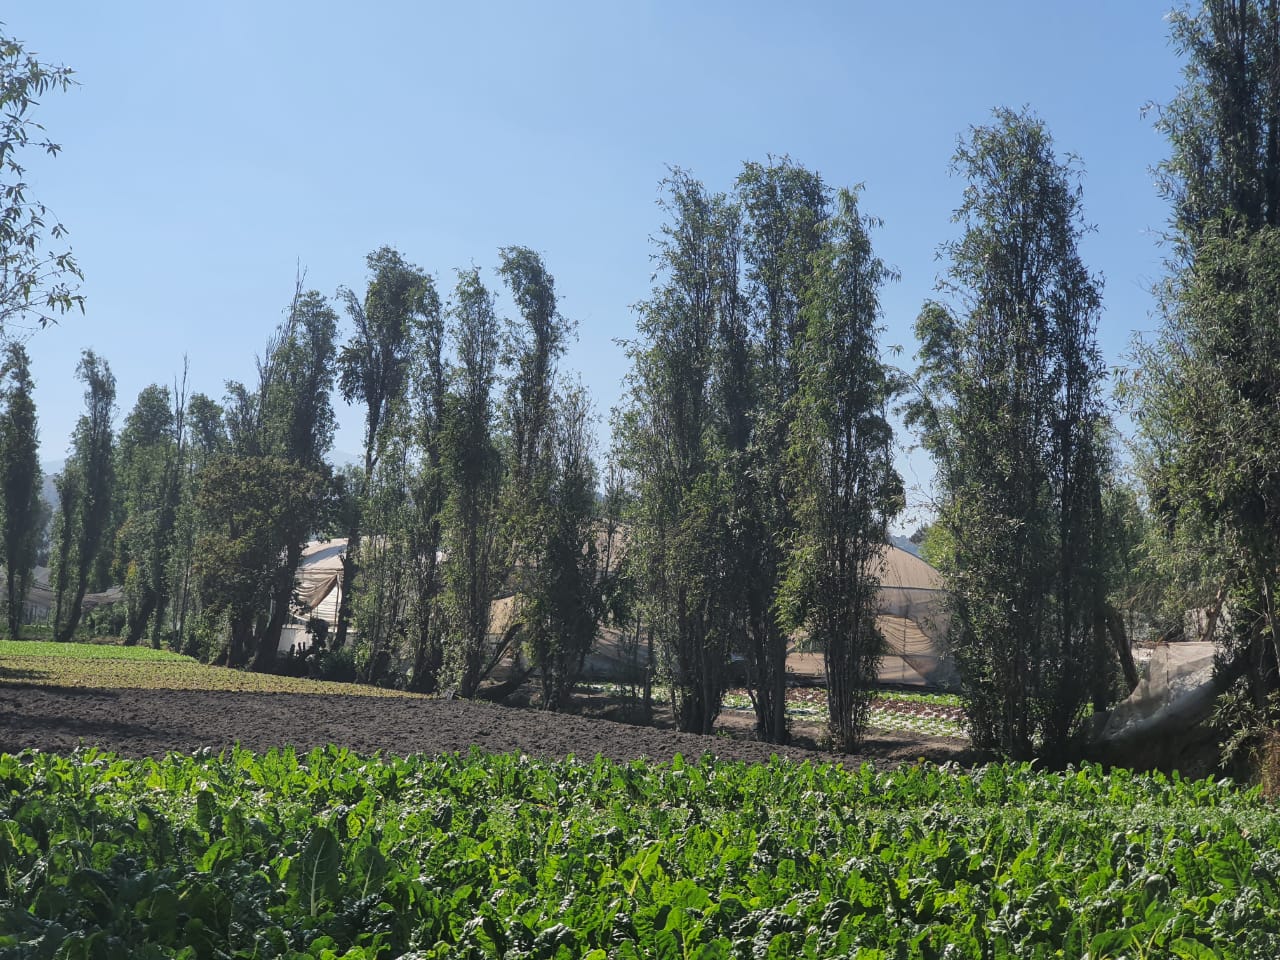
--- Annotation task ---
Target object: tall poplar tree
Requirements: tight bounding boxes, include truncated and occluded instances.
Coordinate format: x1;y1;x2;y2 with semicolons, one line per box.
523;382;601;710
254;289;337;668
53;350;115;642
198;288;336;668
735;158;829;743
333;247;426;650
406;275;449;693
441;268;503;698
172;391;223;650
617;170;740;734
910;109;1109;760
115;383;183;646
0;343;40;637
1134;0;1280;723
783;188;902;751
497;246;602;709
499;246;564;497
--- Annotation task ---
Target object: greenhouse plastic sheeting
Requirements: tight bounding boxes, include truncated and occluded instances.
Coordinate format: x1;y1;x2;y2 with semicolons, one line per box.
1099;641;1218;743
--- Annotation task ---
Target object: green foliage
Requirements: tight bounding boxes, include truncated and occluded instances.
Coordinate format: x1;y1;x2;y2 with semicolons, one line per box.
498;245;566;490
337;248;423;450
783;187;902;751
1135;1;1280;739
619;163;901;747
404;275;448;694
0;343;39;638
519;383;602;710
168;391;224;654
193;455;327;667
349;436;414;686
910;108;1110;760
441;268;504;698
212;288;337;670
0;29;82;335
616;170;741;735
2;746;1277;958
1156;0;1280;246
0;639;191;661
52;350;116;644
114;384;182;647
1164;236;1280;677
334;247;431;652
498;247;603;710
733;158;827;746
258;290;338;471
915;521;953;573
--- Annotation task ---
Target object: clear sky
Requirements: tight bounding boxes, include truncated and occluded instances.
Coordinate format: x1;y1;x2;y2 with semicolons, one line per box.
8;1;1182;530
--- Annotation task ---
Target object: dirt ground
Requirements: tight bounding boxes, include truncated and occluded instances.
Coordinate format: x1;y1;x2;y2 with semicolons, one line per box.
0;682;980;768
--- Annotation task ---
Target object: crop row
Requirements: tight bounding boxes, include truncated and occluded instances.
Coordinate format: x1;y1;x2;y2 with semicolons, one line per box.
0;747;1276;958
720;688;968;740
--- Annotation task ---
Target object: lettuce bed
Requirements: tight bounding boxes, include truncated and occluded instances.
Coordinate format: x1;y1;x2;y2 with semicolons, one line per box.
0;747;1275;958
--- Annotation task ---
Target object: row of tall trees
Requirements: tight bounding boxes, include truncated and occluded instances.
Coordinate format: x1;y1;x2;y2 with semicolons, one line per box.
25;248;609;705
15;150;1117;757
0;20;1129;759
915;0;1280;764
617;162;902;750
19;2;1280;762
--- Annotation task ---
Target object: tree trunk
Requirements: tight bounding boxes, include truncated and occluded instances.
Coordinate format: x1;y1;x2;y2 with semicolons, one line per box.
770;628;789;744
229;615;255;668
6;572;20;640
151;581;170;650
332;528;358;651
408;544;442;693
643;621;653;715
1103;602;1139;693
55;578;88;643
254;542;303;672
1199;584;1227;643
125;587;157;647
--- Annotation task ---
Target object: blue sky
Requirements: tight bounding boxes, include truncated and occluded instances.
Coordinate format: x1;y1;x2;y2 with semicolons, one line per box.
8;1;1182;529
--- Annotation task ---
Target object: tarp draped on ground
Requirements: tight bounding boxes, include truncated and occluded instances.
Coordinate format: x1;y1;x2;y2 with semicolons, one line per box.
1099;641;1219;744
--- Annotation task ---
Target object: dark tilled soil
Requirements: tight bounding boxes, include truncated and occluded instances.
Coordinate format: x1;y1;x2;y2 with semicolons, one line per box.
0;683;979;768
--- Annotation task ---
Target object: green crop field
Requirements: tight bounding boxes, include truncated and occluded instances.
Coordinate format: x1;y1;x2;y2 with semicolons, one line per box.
0;640;194;662
0;641;422;698
1;746;1275;959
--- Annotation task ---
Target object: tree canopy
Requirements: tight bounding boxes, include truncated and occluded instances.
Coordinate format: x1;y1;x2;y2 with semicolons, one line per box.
0;29;81;336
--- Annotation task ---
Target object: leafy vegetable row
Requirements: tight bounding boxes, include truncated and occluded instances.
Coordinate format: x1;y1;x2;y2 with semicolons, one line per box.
0;747;1275;959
